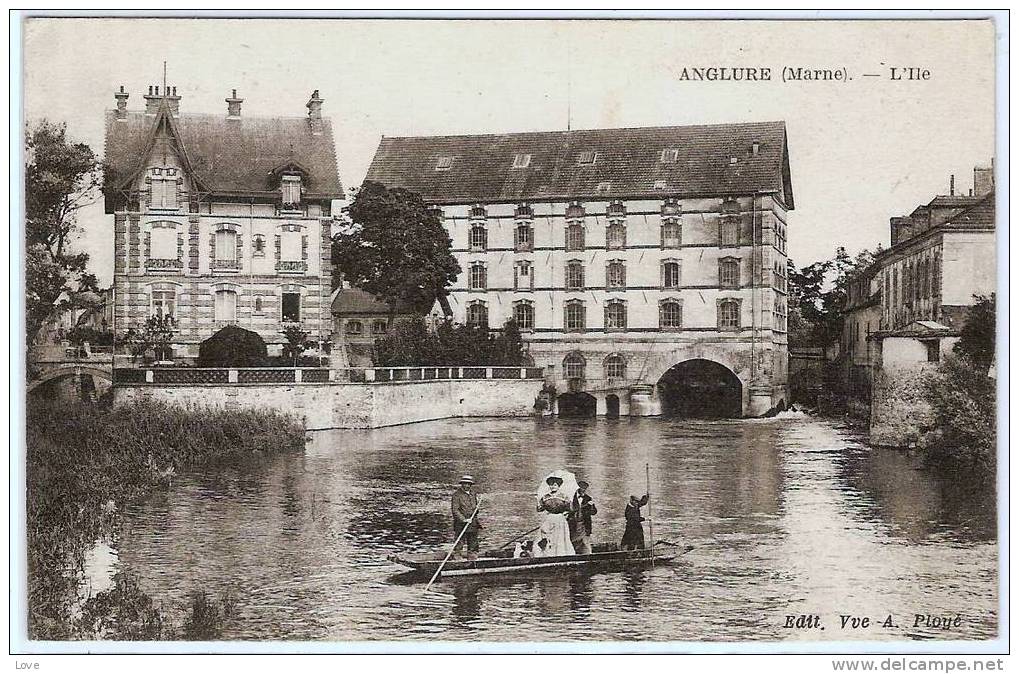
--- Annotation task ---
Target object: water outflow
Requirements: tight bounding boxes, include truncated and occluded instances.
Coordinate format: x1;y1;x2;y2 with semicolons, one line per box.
113;416;997;642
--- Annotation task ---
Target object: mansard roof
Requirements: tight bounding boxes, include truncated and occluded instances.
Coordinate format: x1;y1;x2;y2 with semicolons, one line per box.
944;191;995;229
364;121;793;207
104;105;343;203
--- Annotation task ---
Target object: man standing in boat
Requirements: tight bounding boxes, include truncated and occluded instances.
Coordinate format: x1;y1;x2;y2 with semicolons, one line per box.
568;480;597;555
451;475;481;559
621;493;650;550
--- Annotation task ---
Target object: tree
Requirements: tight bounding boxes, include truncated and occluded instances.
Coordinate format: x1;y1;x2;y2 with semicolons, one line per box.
281;325;313;367
788;247;878;349
954;294;995;373
332;181;461;314
25;120;102;345
923;355;996;468
121;316;175;363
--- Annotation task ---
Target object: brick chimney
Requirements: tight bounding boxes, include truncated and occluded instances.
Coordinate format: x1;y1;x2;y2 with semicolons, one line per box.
114;85;129;119
306;89;324;133
973;160;994;196
226;89;243;118
143;85;181;116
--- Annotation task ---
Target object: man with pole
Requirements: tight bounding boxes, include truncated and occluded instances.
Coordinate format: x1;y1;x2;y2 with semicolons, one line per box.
451;475;482;560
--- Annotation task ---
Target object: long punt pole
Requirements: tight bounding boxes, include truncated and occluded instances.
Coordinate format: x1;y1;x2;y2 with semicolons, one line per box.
424;496;482;593
646;462;655;568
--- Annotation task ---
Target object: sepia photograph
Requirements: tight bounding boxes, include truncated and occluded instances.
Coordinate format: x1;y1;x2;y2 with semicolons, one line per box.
12;13;1006;657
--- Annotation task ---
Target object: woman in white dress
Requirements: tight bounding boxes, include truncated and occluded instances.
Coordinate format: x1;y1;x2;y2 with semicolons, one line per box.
534;476;576;557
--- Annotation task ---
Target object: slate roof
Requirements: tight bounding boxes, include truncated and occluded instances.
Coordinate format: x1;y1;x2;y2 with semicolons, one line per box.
364;122;793;207
944;191;994;229
330;287;413;315
104;108;343;199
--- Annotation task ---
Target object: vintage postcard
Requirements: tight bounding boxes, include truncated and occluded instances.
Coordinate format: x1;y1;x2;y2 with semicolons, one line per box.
12;13;1006;660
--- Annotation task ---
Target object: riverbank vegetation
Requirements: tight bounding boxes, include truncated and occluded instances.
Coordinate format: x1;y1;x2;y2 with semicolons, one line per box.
26;398;305;639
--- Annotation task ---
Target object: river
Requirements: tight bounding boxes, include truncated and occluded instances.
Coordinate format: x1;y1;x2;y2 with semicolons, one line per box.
109;415;997;642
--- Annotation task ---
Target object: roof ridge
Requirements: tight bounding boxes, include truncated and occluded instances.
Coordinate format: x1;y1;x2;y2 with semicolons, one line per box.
381;120;786;142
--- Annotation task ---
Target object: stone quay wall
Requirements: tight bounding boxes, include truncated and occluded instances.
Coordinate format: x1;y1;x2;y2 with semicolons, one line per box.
112;367;544;430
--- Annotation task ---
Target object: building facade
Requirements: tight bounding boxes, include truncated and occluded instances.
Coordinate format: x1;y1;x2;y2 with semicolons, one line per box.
330;286;416;366
104;85;342;359
843;165;996;445
365;123;795;416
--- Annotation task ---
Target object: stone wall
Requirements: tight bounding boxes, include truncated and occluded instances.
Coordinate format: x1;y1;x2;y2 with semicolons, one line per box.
869;366;936;447
113;379;542;430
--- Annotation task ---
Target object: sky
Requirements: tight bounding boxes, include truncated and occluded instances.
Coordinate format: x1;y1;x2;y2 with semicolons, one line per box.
22;18;996;286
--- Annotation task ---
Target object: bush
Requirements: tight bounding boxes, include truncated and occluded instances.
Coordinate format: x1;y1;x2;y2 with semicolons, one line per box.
197;325;268;368
921;355;996;468
372;317;529;367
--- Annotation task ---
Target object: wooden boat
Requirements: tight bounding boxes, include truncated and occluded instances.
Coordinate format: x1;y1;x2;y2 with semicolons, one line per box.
388;542;684;579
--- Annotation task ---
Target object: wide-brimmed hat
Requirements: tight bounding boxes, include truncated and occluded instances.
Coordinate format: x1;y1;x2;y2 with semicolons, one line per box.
577;480;590;489
545;476;564;486
459;475;475;484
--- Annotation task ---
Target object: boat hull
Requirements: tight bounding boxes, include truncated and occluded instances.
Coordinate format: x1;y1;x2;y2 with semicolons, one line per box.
388;543;677;579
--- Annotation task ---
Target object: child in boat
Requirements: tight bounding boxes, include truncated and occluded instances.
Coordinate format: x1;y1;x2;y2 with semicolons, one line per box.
534;476;576;557
621;494;650;550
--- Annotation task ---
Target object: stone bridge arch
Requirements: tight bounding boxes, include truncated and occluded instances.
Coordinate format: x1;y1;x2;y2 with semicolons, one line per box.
27;364;114;397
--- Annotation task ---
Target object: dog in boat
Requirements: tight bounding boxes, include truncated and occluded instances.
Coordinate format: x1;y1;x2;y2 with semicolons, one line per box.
513;538;549;558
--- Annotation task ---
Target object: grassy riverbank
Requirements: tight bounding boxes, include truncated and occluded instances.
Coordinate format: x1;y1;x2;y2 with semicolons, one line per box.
26;398;306;640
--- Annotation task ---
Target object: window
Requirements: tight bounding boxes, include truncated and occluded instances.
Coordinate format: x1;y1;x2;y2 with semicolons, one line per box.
660;300;683;330
214;289;237;322
925;339;941;363
565;224;585;251
469;263;487;290
282;292;301;322
596;182;612;194
150;225;177;260
515;204;533;219
719;217;739;247
149;169;178;209
254;296;263;313
467;302;488;328
514;223;533;251
606;223;626;249
470;205;487;219
662;261;681;289
513;301;534;330
514;261;533;291
372;320;388;335
253;234;266;257
563;353;586;379
661;148;679;163
606;261;626;289
719;258;740;288
469;225;488;251
932;254;941;298
653;180;668;191
577;151;596;165
346;320;363;335
280;230;303;261
512;153;531;168
281;175;302;208
662;219;681;248
215;229;237;261
607;202;626;218
604;354;626;379
718;299;740;331
151;289;176;320
605;300;627;331
565;300;586;332
435;156;453;170
565;261;585;290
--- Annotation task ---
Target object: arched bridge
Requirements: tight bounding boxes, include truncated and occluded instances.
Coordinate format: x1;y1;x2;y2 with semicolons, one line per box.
27;345;114;398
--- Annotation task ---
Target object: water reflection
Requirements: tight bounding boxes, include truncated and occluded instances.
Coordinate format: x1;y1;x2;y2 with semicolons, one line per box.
112;416;997;642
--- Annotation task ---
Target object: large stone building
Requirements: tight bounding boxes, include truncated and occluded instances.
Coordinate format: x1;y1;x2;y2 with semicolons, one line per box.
104;85;342;358
365;122;795;417
841;164;996;445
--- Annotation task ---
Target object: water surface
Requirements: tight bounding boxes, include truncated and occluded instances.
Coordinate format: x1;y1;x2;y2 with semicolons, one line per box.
113;416;997;642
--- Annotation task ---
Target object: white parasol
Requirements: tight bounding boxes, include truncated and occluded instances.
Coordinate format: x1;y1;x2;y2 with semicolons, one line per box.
536;469;579;503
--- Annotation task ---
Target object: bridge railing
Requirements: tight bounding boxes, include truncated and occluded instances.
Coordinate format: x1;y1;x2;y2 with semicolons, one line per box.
113;366;545;385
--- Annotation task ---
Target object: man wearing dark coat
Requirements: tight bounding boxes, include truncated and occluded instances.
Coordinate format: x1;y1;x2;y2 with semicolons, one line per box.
621;493;650;550
568;480;597;555
451;475;481;558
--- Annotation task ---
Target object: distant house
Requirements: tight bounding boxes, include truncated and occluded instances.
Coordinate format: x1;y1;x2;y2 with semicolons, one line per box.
842;163;995;445
331;287;416;366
